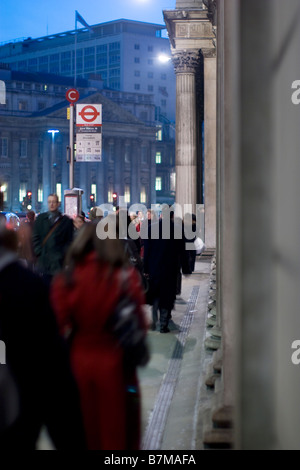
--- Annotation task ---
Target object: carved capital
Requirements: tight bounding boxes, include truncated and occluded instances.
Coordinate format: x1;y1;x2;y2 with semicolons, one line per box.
172;51;200;74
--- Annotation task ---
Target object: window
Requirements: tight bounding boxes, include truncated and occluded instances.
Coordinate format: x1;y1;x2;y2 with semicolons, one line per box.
134;84;140;90
161;73;167;80
155;177;162;191
134;44;140;50
148;85;153;92
134;71;140;77
91;184;97;202
124;185;130;203
156;152;162;164
20;139;27;158
0;138;8;157
140;186;146;204
148;59;153;65
56;183;62;202
109;54;120;65
156;128;162;141
28;58;37;72
0;182;8;202
97;44;107;53
19;183;26;202
38;184;43;203
148;46;153;52
161;99;167;107
108;187;113;203
134;57;140;63
109;42;120;51
148;72;154;79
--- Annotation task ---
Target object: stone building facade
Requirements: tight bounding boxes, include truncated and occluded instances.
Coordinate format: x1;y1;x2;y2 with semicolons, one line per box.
0;68;158;214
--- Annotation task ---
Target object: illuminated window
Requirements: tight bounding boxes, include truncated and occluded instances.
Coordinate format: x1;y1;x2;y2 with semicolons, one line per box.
156;128;162;141
140;186;146;204
19;183;26;202
38;185;43;203
0;183;8;202
156;152;162;164
155;177;162;191
124;185;130;203
91;184;97;202
56;183;62;203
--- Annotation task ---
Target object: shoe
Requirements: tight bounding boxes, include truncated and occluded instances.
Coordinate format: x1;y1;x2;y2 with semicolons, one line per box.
160;327;170;334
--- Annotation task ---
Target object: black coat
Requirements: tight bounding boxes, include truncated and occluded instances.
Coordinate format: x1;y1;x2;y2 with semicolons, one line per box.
143;219;191;310
0;259;86;449
32;212;74;276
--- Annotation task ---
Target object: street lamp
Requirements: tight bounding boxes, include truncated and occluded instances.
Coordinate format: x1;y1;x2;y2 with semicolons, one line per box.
48;129;60;194
158;54;171;64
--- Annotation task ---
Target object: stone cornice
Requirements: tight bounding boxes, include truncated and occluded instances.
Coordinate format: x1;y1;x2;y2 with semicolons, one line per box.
172;50;200;73
203;0;217;26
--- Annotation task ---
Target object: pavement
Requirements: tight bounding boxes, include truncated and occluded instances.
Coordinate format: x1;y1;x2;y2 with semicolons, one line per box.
36;256;213;451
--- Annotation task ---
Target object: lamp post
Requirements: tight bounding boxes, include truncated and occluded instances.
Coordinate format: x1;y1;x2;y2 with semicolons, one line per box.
48;129;60;195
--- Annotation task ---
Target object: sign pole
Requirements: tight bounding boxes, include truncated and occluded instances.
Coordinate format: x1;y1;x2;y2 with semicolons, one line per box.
69;103;74;189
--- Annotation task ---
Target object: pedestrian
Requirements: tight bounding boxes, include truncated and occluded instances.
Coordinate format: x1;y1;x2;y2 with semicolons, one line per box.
32;194;74;286
50;223;148;450
17;210;37;270
143;206;191;333
0;225;86;450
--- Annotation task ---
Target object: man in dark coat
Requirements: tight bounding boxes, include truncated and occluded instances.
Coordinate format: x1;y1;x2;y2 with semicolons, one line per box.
0;227;86;449
143;207;191;333
33;194;74;285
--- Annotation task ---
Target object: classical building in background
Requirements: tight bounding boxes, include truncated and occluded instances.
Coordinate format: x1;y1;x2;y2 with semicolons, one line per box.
0;66;165;213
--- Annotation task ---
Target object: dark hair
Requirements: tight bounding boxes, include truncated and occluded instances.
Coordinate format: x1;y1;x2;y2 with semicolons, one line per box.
63;220;129;285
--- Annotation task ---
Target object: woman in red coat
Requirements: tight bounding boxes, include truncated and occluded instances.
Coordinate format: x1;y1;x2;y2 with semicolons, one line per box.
51;222;148;450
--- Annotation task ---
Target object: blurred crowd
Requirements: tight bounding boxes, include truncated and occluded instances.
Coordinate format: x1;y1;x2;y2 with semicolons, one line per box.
0;195;202;450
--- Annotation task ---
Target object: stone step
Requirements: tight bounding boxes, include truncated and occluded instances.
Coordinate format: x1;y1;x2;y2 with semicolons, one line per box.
205;335;221;351
205;362;221;389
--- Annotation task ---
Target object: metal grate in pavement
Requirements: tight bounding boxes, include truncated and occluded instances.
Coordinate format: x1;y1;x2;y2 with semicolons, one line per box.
142;286;200;450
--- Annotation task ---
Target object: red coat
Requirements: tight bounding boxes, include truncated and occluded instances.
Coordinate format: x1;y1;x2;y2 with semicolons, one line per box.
51;252;147;450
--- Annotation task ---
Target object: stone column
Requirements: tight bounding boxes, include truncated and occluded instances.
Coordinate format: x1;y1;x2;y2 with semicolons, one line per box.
150;141;157;205
236;0;275;449
131;140;140;205
202;48;217;249
11;136;20;212
173;51;199;214
30;135;39;211
114;138;123;199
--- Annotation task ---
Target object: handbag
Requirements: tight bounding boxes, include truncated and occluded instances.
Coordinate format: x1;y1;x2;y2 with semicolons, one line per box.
0;252;20;432
106;269;150;370
194;237;205;255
